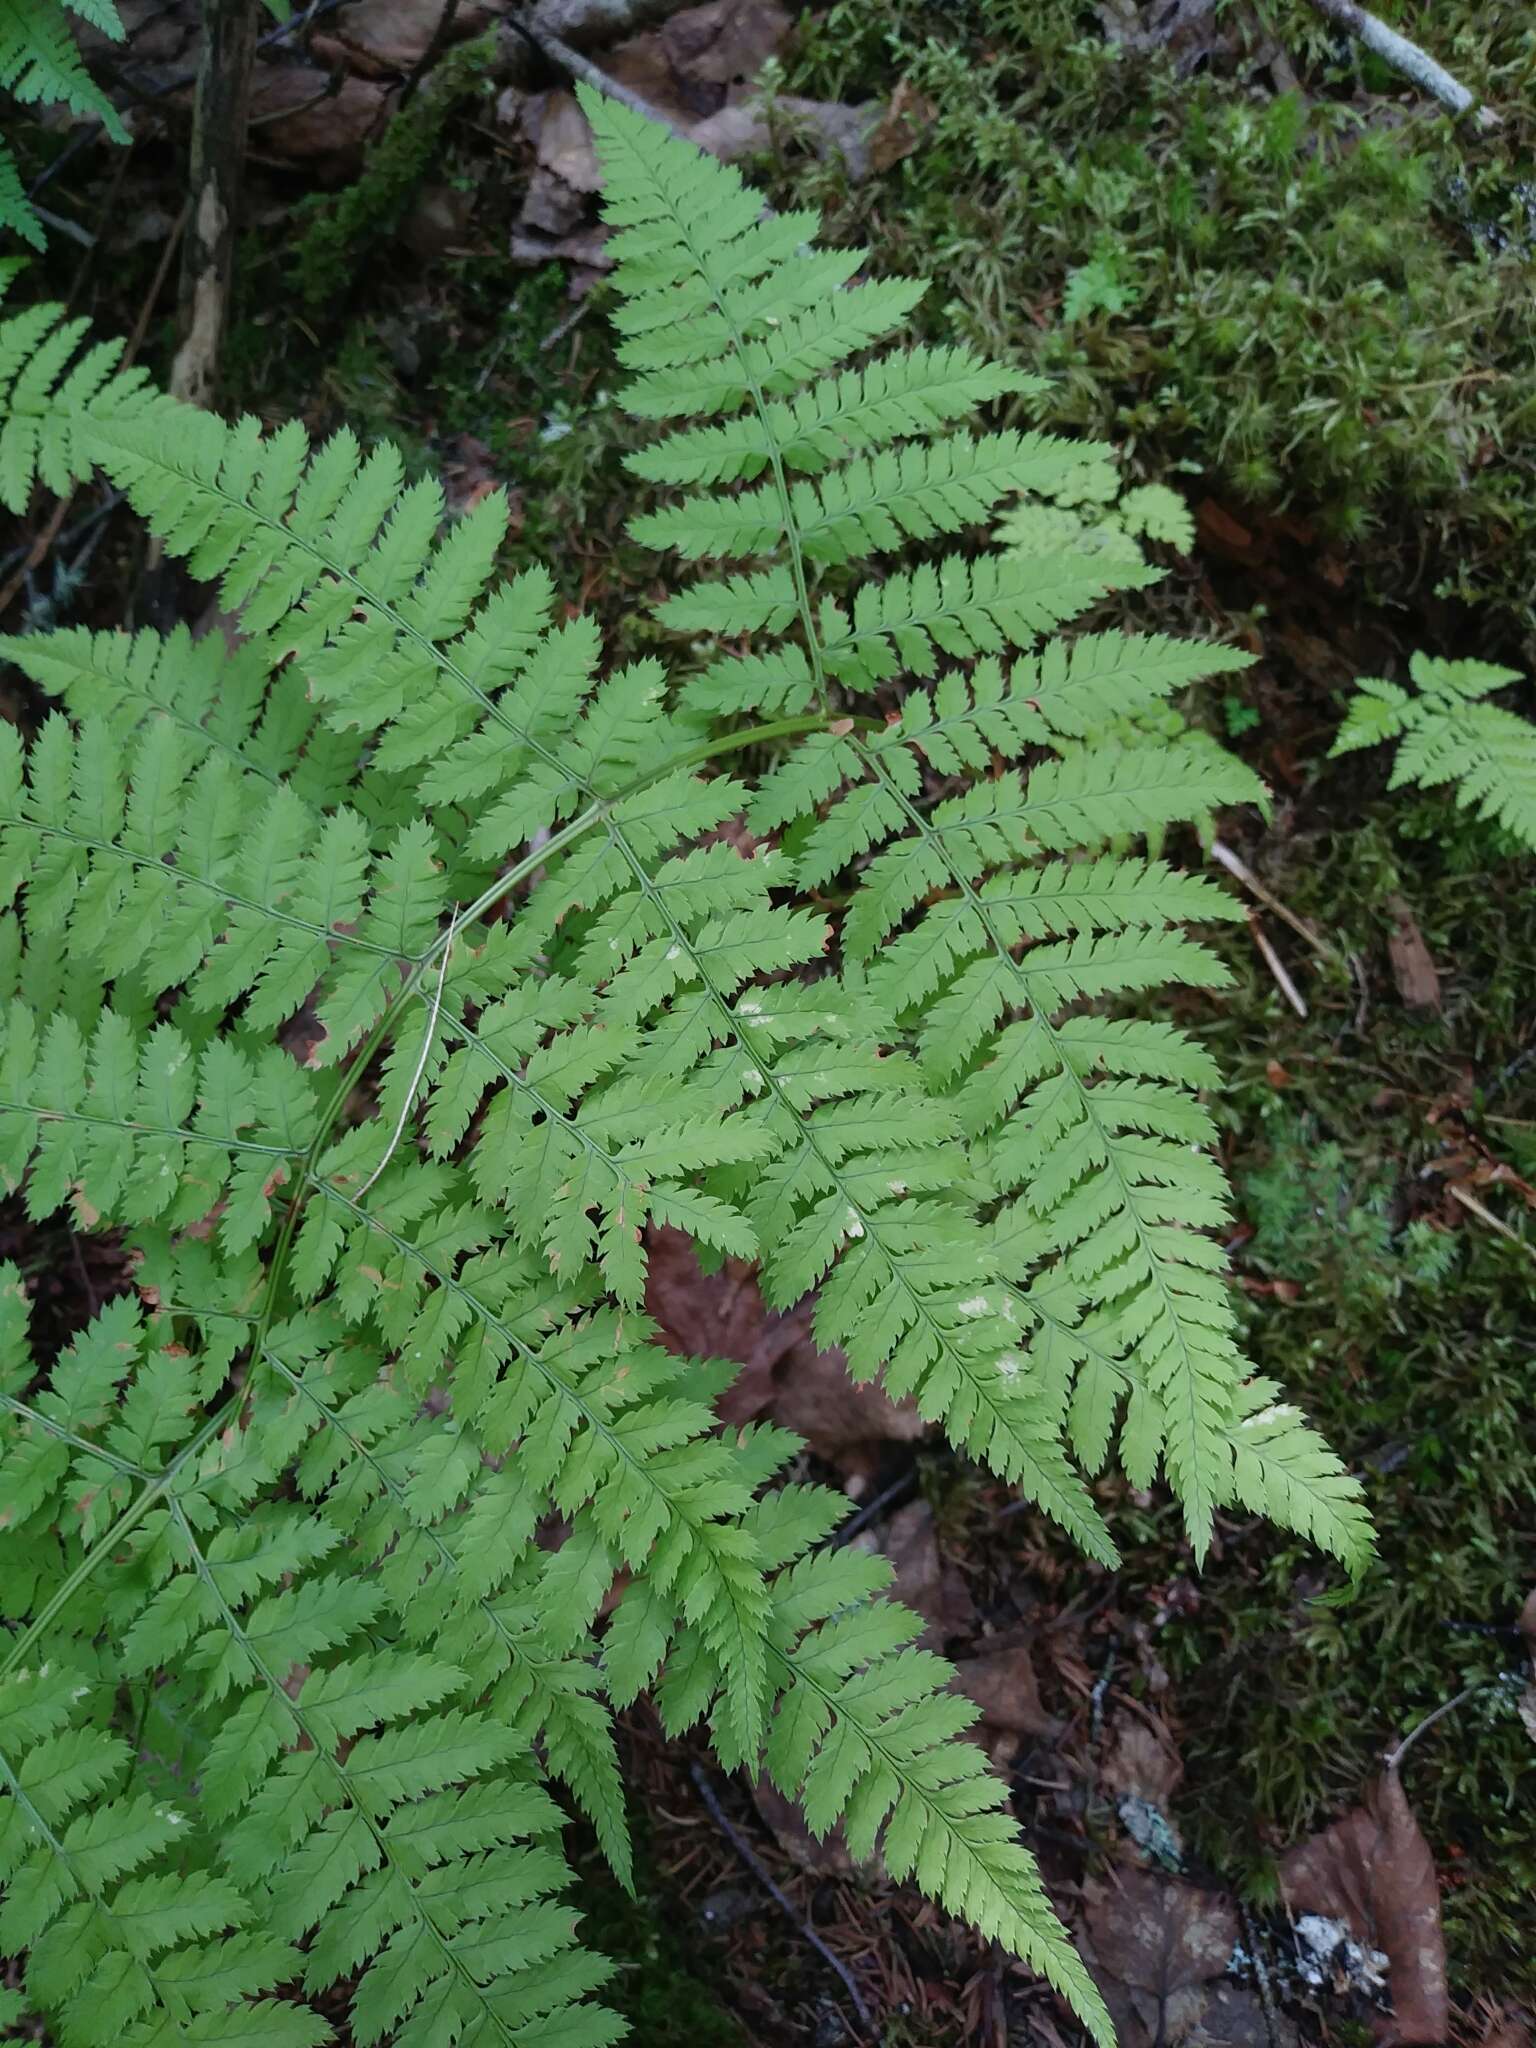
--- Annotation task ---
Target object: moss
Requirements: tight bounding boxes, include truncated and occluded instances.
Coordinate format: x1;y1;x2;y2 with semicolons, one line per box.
288;33;498;311
1101;786;1536;1999
570;1825;749;2048
775;0;1536;646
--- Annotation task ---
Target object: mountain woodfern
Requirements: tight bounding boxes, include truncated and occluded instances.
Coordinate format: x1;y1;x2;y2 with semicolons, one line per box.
0;89;1371;2046
1334;651;1536;853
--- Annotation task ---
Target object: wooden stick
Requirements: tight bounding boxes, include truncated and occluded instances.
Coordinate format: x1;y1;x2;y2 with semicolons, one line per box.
1247;913;1308;1020
170;0;259;409
1304;0;1500;129
1210;838;1336;961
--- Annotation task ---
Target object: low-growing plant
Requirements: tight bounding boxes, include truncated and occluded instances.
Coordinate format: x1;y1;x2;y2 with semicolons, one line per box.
1334;651;1536;852
779;0;1536;636
0;89;1370;2044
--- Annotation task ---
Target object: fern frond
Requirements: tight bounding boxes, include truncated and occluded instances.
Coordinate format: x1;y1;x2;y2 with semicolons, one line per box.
0;99;1374;2043
1334;653;1536;851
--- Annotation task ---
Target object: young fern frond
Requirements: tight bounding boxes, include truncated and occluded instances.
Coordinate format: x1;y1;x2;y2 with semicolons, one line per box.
1333;652;1536;851
0;91;1370;2046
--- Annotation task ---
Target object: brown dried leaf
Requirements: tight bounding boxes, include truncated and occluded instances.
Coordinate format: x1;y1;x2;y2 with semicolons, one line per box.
1279;1769;1448;2044
659;0;790;86
1093;0;1241;74
687;94;882;176
535;90;605;191
750;1774;855;1876
313;0;499;76
643;1227;926;1455
1084;1869;1239;2048
249;68;392;172
1102;1718;1183;1810
952;1637;1050;1739
1386;896;1442;1012
867;78;935;173
864;1500;974;1649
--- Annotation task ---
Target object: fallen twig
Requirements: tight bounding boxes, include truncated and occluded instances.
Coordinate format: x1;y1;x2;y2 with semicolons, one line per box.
1210;838;1336;961
508;9;687;132
688;1762;876;2041
171;0;259;410
1303;0;1500;129
1246;913;1309;1020
1383;1680;1496;1771
1444;1182;1536;1263
400;0;462;106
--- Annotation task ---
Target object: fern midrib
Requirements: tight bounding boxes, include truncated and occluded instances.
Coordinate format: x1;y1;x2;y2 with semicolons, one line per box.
317;1178;733;1561
676;235;1228;1532
656;215;832;717
5;810;410;961
0;1095;301;1158
263;1345;591;1704
260;1340;630;1877
600;806;1069;1486
759;1629;1110;2032
0;1387;150;1478
0;706;853;1685
0;1735;185;2011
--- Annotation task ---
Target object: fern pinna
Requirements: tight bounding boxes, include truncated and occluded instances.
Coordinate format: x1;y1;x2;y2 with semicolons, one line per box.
1333;650;1536;852
0;90;1370;2045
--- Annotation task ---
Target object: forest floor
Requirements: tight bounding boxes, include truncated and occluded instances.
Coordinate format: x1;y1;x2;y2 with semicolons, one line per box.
3;1;1534;2044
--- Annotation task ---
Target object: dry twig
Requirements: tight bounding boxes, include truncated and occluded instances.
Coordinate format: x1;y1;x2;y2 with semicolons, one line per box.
688;1762;876;2040
1246;914;1309;1020
1210;839;1335;961
1303;0;1500;129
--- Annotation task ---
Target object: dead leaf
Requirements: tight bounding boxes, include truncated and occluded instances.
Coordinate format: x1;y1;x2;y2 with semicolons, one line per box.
249;67;392;172
534;90;605;192
659;0;791;86
1195;499;1255;559
867;78;935;173
1103;1717;1183;1808
863;1499;973;1647
1084;1868;1239;2048
672;92;883;176
643;1227;926;1458
952;1637;1050;1740
311;0;499;76
1279;1768;1448;2044
1386;896;1441;1011
751;1773;856;1876
1093;0;1241;74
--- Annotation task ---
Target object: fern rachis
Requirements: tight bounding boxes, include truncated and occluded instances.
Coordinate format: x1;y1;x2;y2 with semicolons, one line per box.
0;90;1370;2046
